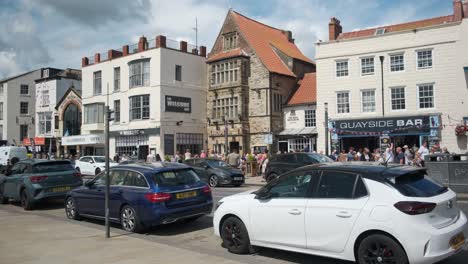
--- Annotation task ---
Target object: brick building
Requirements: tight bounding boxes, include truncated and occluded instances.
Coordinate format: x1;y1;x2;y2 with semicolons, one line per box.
206;10;315;155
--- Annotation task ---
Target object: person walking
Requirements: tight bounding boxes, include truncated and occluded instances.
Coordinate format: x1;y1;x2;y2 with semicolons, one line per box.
403;145;413;165
155;154;162;162
184;149;192;160
347;147;355;161
113;153;120;163
394;147;405;164
384;143;395;163
418;142;429;166
200;150;207;158
360;148;372;161
227;149;241;168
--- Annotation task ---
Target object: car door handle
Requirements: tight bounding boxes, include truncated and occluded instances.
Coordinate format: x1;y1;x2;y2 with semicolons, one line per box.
336;211;352;218
288;209;302;215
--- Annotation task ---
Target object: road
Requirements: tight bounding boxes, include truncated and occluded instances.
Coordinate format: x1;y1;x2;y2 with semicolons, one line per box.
1;185;468;264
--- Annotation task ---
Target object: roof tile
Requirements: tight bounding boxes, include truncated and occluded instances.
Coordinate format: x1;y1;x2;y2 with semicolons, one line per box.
288;73;316;105
206;48;248;62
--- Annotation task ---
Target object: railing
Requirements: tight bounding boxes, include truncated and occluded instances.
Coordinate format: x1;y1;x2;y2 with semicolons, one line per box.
166;38;179;50
148;38;156;49
129;43;138;54
187;43;198;53
100;51;108;61
88;56;95;65
425;154;468;193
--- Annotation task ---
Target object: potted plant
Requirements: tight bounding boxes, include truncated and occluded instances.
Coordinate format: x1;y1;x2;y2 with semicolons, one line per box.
455;125;467;136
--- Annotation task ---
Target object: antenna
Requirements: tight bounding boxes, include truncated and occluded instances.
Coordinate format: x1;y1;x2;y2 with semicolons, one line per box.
192;17;198;52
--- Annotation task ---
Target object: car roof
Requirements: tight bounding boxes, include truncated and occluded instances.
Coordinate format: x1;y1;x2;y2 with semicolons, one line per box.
113;162;190;174
19;159;71;165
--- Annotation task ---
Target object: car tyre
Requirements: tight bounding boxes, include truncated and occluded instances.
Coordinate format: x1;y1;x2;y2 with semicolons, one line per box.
121;205;144;233
95;168;101;176
20;189;34;210
266;173;277;183
357;234;408;264
65;197;81;220
209;175;219;187
221;216;252;254
75;167;80;173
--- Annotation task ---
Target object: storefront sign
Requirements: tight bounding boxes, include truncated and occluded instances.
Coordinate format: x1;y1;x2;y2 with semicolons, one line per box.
110;128;160;137
23;137;45;146
165;95;191;113
62;134;104;146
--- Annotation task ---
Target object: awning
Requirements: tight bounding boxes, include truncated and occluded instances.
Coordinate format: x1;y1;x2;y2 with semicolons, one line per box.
278;127;317;136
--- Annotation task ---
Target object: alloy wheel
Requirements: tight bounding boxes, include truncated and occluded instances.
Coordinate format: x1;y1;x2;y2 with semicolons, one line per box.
362;241;397;264
121;207;136;232
65;198;76;219
223;222;244;249
209;176;218;187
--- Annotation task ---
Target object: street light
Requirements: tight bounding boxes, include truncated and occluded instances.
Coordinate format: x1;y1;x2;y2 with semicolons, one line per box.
379;56;385;117
324;102;329;156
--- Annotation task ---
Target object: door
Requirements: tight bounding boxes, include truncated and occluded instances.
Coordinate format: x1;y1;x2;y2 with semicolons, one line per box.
278;142;288;153
305;171;369;253
138;145;149;160
75;172;106;216
78;157;93;175
110;170;149;219
192;160;210;182
3;163;28;199
249;170;318;248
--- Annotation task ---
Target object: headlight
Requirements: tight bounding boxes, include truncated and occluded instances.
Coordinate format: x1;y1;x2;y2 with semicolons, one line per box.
215;201;224;210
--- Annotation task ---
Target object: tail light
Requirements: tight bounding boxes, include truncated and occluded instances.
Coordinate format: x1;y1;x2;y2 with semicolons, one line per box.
144;192;172;203
30;176;48;183
394;201;436;215
201;185;211;194
73;172;82;178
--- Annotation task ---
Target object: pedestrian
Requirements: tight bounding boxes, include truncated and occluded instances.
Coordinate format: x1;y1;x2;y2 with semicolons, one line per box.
394;147;405;165
113;153;120;163
227;149;241;168
418;141;429;166
346;147;355;161
403;145;413;165
200;150;207;158
442;147;450;154
155;154;162;162
384;143;395;163
360;148;371;161
184;149;191;160
338;150;347;162
146;151;156;162
172;151;182;163
356;148;363;161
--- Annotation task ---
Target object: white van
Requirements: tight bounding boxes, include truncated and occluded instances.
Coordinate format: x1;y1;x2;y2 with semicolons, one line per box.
0;146;28;165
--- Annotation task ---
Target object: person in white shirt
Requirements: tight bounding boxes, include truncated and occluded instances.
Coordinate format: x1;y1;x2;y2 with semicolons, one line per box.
418;142;429;165
385;143;394;163
184;149;192;160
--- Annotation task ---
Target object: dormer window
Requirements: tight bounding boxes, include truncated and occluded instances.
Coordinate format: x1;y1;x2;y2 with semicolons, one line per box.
223;32;238;50
375;28;386;35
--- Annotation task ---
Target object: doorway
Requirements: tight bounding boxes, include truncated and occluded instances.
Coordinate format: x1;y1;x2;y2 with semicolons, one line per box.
229;142;240;153
138;145;149;160
278;141;288;153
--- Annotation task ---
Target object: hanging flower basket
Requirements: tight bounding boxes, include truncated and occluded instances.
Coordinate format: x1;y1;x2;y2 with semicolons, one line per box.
455;125;467;136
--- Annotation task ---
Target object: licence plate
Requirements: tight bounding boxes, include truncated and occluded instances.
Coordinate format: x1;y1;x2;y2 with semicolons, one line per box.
51;186;71;193
449;233;465;250
234;177;243;181
175;191;197;199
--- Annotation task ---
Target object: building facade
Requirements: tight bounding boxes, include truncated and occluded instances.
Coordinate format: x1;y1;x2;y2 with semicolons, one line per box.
55;87;83;158
81;35;207;159
316;0;468;153
34;68;81;156
206;10;315;155
0;69;42;146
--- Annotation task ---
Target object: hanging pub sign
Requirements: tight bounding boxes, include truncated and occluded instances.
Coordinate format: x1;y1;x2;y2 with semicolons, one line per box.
165;95;191;113
332;115;435;136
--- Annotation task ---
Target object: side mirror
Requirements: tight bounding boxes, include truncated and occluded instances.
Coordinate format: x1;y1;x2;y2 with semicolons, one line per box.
89;160;94;164
84;180;94;187
254;191;273;200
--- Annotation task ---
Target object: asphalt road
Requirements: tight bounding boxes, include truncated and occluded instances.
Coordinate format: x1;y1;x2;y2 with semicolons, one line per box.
1;186;468;264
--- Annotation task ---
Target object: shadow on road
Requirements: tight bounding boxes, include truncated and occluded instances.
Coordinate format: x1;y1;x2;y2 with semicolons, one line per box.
8;198;65;211
146;215;214;236
251;247;352;264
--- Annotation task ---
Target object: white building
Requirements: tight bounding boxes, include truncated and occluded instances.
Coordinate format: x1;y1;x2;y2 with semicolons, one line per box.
278;73;317;152
316;0;468;153
34;68;81;156
80;35;207;159
0;69;42;146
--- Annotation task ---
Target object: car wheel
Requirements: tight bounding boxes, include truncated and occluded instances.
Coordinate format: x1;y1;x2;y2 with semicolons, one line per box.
0;184;8;204
221;216;252;254
120;205;143;233
357;234;408;264
267;173;277;183
95;168;101;175
20;189;34;210
75;167;80;173
65;197;81;220
209;175;218;187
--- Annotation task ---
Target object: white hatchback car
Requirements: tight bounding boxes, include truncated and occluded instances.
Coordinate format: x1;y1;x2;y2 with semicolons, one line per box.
214;163;467;264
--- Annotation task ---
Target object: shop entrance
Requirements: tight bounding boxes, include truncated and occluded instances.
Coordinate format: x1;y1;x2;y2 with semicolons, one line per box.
391;135;420;148
341;137;379;152
229;142;240;152
138;145;149;160
278;142;288;153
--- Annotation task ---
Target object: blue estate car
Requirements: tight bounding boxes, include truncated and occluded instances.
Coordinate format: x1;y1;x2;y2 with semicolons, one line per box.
65;162;213;233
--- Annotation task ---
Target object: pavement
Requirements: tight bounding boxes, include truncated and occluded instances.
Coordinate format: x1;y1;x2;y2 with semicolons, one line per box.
244;175;266;186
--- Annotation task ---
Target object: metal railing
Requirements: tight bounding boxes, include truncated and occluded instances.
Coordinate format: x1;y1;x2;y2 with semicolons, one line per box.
187;43;198;53
129;43;139;54
88;56;95;65
148;38;156;49
425;154;468;193
166;38;179;50
100;51;108;62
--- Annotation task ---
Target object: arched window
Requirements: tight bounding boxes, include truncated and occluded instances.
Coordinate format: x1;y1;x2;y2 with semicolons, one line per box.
63;103;81;136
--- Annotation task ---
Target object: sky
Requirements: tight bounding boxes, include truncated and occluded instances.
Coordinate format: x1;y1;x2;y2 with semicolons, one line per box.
0;0;454;79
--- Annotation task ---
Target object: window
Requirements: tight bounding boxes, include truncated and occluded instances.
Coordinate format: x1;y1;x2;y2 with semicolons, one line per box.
129;95;150;120
375;28;386;35
84;103;105;124
38;112;52;135
212;97;238;119
317;171;358;199
417;50;432;69
0;84;4;95
223;32;238;50
20;84;29;95
123;171;148;187
273;93;282;112
390;54;404;72
336;60;349;77
20;124;28;141
114;67;120;91
20;102;28;114
391;87;406;110
392;171;446;197
288;138;311;152
361;57;374;75
93;71;102;95
0;125;3;139
267;171;318;198
41;90;49;106
305;109;316;127
0;102;3;120
114;100;120;122
361;90;376;112
337;92;350;114
54;115;59;129
418;84;434;109
152;169;201;187
129;60;150;88
210;60;240;85
175;65;182;81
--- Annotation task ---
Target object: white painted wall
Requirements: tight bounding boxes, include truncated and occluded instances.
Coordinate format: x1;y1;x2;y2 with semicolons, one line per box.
283;104;316;129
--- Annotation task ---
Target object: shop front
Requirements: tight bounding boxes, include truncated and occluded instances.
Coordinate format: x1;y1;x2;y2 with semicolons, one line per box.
62;134;105;157
278;128;317;153
330;115;441;152
111;128;160;160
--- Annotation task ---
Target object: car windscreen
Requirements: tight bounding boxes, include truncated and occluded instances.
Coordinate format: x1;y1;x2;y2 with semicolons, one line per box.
33;161;75;173
206;160;228;167
390;171;448;197
152;169;201;187
94;157;107;163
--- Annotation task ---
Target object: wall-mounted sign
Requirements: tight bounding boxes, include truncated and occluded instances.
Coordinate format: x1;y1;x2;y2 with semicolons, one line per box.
165;95;191;113
62;134;104;146
110;128;160;137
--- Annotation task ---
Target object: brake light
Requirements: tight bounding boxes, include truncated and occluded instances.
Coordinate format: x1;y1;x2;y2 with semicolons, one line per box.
144;192;172;203
201;185;211;194
394;201;436;215
73;172;82;178
30;176;48;183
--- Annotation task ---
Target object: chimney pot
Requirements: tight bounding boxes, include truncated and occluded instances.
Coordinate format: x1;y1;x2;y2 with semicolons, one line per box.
122;45;129;56
94;53;100;63
200;46;207;57
180;41;187;52
138;36;148;52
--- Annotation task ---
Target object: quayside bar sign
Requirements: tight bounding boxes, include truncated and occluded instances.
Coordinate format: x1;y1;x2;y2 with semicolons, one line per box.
332;115;436;135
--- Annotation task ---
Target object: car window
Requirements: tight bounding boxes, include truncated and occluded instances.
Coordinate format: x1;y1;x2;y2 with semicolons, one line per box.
122;171;148;188
10;163;27;174
94;157;106;163
276;155;295;162
80;157;91;163
93;172;106;186
110;170;127;186
354;177;368;198
317;171;357;199
268;170;318;198
152;169;201;187
296;154;312;163
305;154;333;163
391;171;447;197
33;161;74;173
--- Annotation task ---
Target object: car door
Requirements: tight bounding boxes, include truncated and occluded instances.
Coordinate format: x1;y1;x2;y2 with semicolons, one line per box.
305;170;369;253
3;163;27;200
249;169;318;248
192;160;209;182
110;170;149;219
78;157;91;175
75;172;106;216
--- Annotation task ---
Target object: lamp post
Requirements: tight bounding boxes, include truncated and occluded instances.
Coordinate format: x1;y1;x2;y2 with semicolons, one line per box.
379;56;385;117
324;102;329;156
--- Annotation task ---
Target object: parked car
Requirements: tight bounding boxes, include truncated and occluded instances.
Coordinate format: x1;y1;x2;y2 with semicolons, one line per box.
264;152;333;182
184;158;244;187
74;156;118;176
65;162;213;233
0;146;28;166
0;160;82;210
214;162;467;264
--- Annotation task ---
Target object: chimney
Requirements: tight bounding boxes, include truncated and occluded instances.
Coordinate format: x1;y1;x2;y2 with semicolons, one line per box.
94;53;100;64
122;45;129;56
282;30;294;43
454;0;468;20
180;41;187;52
156;35;166;48
138;36;147;52
328;17;342;41
199;46;206;57
108;49;123;60
81;57;89;67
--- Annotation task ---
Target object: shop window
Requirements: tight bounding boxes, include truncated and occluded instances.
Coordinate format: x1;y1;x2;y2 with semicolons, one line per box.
336;60;348;77
336;92;350;114
176;133;203;156
418;84;434;109
305;109;316;127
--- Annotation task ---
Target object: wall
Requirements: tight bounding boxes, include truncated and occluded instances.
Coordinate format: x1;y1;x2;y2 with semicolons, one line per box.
283;104;316;129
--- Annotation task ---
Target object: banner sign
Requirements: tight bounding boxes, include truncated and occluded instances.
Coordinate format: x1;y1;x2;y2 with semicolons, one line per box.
165;95;191;113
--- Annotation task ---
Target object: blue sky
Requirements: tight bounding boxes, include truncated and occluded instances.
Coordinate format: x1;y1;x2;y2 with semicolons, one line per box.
0;0;454;78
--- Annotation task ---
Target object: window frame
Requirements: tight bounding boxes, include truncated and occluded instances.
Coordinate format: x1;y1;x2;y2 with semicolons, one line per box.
360;89;376;113
20;84;29;95
304;109;316;127
129;59;150;88
175;65;182;81
390;86;406;111
389;53;405;72
261;169;320;199
93;71;102;95
416;49;433;70
336;91;350;114
417;83;435;109
129;94;150;121
114;100;120;123
109;169;150;189
335;60;349;77
20;102;29;115
83;103;105;124
114;67;120;92
311;170;368;200
360;57;375;76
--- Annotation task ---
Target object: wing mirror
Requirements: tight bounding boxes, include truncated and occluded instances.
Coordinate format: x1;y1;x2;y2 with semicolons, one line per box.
89;160;94;164
254;190;274;200
84;180;94;187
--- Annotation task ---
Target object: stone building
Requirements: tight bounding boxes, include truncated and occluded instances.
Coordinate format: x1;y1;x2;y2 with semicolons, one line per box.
206;10;315;155
55;87;82;158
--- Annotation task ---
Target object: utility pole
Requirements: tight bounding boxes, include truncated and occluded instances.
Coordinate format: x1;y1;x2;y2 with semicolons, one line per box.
192;17;198;52
224;116;228;157
324;102;329;156
379;56;385;117
104;83;112;238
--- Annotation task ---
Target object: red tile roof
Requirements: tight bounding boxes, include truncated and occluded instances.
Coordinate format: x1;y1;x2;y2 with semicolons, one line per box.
206;48;248;62
338;15;454;40
231;11;314;77
288;73;316;105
